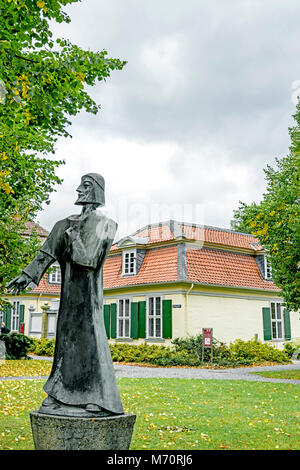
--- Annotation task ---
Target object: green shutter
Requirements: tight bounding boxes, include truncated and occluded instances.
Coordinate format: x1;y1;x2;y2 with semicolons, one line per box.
162;299;172;339
103;305;110;338
2;306;7;325
4;305;12;331
262;307;272;340
18;305;25;332
131;302;139;339
138;301;146;338
110;303;117;339
283;308;291;340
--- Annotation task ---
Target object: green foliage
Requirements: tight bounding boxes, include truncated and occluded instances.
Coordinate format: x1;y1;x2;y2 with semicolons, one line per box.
29;335;291;367
0;0;126;299
110;342;201;367
172;334;231;363
0;332;33;359
231;102;300;311
228;339;289;364
283;339;300;358
28;337;55;356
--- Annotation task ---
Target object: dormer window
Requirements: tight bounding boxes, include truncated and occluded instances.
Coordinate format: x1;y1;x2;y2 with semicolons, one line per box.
49;263;61;284
264;256;272;280
122;249;136;276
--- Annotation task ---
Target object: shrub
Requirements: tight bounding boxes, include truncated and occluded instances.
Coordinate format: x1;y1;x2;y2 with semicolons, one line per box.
283;339;300;358
171;334;231;363
28;337;56;356
28;335;291;366
0;332;34;360
109;342;202;367
228;339;290;364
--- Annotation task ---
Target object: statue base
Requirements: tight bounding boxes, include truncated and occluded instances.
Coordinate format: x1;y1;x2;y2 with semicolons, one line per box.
30;411;136;450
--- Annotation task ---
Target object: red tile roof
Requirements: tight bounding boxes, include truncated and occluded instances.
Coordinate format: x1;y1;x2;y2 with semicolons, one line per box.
119;221;261;250
32;275;61;294
134;224;175;243
180;224;261;250
22;221;49;238
186;248;280;291
28;220;278;294
103;245;178;289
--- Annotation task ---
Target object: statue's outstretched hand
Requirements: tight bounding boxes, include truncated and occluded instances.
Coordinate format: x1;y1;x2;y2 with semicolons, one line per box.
5;273;32;295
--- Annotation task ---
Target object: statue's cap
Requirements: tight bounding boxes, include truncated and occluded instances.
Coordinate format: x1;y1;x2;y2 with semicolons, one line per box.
81;173;105;206
82;173;105;192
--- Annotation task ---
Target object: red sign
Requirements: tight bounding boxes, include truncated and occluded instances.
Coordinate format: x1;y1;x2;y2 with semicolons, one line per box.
202;328;213;348
20;323;25;334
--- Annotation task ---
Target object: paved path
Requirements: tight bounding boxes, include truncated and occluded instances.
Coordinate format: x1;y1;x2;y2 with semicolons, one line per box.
114;362;300;384
1;356;299;385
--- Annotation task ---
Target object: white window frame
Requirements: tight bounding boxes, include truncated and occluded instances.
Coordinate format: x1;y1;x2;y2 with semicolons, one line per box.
117;298;131;338
270;301;283;340
49;263;61;284
11;301;20;332
147;296;162;339
122;249;136;276
264;256;272;280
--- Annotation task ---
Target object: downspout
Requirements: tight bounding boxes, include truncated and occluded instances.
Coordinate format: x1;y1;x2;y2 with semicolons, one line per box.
184;283;194;336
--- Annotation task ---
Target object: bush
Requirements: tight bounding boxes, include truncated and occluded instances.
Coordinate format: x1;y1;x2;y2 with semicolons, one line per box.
28;337;56;356
109;342;202;367
283;339;300;358
0;332;34;360
28;335;291;366
171;334;231;363
228;339;290;364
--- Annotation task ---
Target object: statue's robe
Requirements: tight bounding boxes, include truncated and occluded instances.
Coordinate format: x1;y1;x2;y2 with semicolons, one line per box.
23;210;124;415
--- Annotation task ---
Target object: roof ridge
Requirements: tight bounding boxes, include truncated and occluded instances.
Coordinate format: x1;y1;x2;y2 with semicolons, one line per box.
131;220;256;239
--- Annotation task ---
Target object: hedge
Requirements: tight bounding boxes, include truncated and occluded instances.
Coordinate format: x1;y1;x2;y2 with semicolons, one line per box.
27;334;291;367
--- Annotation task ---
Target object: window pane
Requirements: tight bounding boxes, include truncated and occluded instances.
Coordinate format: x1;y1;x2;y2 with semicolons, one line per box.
277;322;283;339
125;299;130;316
125;318;130;337
119;320;123;337
119;300;123;317
149;318;154;337
271;303;276;319
276;303;281;319
155;297;161;315
272;322;277;339
155;317;161;337
149;298;154;315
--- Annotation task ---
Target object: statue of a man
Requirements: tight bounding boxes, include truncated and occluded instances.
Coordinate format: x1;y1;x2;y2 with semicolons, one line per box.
6;173;124;417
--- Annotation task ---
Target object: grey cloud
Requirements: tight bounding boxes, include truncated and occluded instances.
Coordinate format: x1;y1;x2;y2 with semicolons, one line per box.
40;0;300;232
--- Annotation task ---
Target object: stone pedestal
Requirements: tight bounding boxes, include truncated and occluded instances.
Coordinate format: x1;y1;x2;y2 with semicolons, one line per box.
30;411;136;450
0;340;6;361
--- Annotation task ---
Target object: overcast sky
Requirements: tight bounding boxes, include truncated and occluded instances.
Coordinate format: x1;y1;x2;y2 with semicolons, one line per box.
36;0;300;240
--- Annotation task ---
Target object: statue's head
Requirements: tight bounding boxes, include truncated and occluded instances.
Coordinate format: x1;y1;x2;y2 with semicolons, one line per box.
75;173;105;207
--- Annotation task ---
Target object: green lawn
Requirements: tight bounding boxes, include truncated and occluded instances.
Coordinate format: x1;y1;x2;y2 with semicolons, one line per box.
0;360;52;377
0;374;299;450
252;369;300;380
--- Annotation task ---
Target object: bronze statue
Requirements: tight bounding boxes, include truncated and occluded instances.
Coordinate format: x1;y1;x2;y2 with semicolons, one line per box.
6;174;124;417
